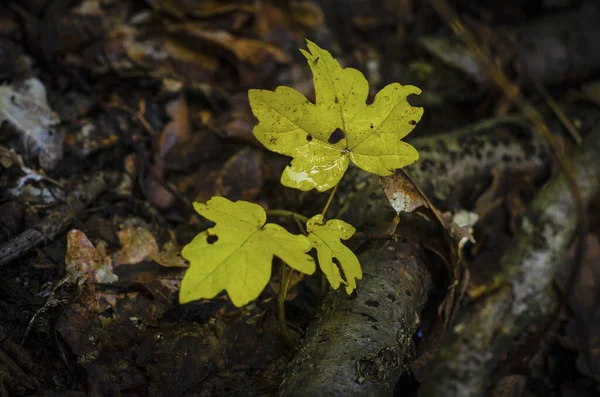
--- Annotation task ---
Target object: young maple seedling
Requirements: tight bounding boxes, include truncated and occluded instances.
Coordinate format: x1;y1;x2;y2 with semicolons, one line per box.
179;40;423;338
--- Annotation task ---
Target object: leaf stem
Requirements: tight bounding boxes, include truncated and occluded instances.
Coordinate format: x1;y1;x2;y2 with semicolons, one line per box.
267;210;309;224
320;184;339;218
278;264;295;347
351;232;405;241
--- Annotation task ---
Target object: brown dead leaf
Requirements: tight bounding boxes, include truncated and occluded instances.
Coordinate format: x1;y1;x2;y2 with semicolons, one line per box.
379;169;426;213
254;2;295;48
255;1;324;48
378;169;475;325
158;95;192;158
350;0;413;31
102;26;219;84
179;28;290;63
145;164;177;209
214;147;263;201
218;93;260;145
289;1;325;30
167;25;290;87
65;229;118;285
150;241;189;268
112;223;160;267
150;0;255;19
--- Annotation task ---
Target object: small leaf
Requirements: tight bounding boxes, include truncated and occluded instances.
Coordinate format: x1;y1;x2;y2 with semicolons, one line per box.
307;214;361;294
180;197;315;307
249;39;423;192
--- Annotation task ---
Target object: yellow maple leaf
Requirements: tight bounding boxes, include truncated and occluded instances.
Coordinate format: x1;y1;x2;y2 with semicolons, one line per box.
307;214;362;294
248;40;423;192
180;197;315;307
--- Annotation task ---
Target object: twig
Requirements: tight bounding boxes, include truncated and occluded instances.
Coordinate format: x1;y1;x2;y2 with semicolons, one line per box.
534;81;582;144
0;172;118;267
278;264;296;347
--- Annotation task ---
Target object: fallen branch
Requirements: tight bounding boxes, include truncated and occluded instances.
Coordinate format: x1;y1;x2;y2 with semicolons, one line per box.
420;125;600;397
279;243;432;397
0;172;118;267
279;116;549;396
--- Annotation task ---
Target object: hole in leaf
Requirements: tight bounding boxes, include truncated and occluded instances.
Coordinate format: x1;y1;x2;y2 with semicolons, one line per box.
332;257;348;285
328;128;344;144
306;135;313;141
408;120;416;126
206;235;218;244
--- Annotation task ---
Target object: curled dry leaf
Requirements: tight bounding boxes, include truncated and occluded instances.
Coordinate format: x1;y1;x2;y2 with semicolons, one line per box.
378;169;426;213
378;169;476;325
0;78;62;169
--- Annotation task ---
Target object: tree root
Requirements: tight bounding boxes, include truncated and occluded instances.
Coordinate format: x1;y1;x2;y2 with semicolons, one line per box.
420;125;600;397
278;116;549;396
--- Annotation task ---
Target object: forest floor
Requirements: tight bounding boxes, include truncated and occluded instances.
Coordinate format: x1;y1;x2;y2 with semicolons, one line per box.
0;1;599;396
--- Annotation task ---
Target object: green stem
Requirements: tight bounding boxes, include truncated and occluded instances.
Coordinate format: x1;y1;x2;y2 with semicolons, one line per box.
278;264;295;347
267;209;310;224
320;184;338;218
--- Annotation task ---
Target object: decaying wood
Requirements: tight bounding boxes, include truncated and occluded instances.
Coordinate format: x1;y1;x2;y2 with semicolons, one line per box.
420;125;600;397
0;172;118;267
279;116;549;396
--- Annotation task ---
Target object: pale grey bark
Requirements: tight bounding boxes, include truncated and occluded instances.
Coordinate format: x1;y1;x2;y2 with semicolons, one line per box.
279;116;549;396
420;125;600;397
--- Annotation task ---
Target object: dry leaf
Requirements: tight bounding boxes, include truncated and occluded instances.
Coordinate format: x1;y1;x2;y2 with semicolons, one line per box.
0;78;62;169
150;241;189;268
113;224;160;267
378;169;475;325
65;229;118;284
158;96;192;159
214;147;263;201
